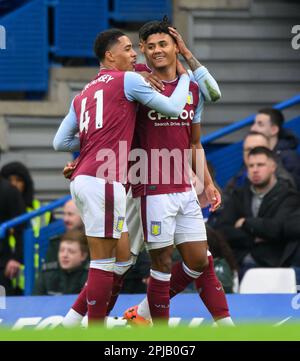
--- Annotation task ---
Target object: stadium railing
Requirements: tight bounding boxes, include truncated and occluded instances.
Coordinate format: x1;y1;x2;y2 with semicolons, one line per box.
0;195;70;295
0;94;299;295
203;93;300;188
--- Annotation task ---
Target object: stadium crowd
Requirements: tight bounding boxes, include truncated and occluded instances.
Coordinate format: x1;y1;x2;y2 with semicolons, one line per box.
0;17;300;329
2;107;299;298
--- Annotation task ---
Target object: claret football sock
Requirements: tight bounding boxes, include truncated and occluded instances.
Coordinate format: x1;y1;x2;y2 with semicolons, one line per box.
195;255;232;321
72;284;88;315
147;269;171;322
106;260;132;315
170;262;201;298
87;262;114;324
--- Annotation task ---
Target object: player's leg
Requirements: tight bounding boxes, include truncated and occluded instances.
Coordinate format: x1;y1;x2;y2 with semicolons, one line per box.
168;190;209;296
126;251;233;327
62;282;87;327
86;236;117;324
106;230;132;315
125;191;232;325
194;254;234;325
174;191;233;324
171;241;208;296
63;231;130;324
64;176;126;326
142;194;177;324
107;190;147;315
147;245;173;323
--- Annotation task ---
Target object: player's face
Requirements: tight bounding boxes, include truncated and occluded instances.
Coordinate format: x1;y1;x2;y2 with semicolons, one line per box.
247;154;276;188
251;113;278;138
243;134;269;165
142;33;178;70
58;241;87;270
109;35;137;71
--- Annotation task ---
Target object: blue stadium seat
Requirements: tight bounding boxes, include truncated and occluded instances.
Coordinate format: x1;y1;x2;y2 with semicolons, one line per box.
0;0;28;16
53;0;109;57
110;0;172;22
0;0;48;91
206;141;243;188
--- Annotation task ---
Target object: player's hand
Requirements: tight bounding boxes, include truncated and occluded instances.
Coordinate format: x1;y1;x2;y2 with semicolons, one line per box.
63;159;78;179
204;182;222;212
139;72;165;92
5;260;21;279
168;27;192;59
176;59;188;76
198;192;210;208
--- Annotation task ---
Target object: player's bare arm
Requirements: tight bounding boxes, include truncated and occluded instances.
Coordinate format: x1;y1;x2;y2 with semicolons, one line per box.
168;26;202;71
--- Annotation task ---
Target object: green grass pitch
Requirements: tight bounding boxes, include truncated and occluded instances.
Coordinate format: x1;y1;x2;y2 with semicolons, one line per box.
0;323;300;341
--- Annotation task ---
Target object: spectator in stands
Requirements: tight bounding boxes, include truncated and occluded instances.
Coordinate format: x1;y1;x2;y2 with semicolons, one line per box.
208;131;295;229
0;173;26;295
34;230;88;295
215;146;300;277
44;199;84;264
1;161;55;293
225;131;296;196
0;161;52;237
63;199;84;232
251;108;300;189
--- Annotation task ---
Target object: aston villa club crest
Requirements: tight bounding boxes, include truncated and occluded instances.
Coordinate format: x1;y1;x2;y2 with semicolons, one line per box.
151;221;161;236
187;91;193;105
115;217;125;232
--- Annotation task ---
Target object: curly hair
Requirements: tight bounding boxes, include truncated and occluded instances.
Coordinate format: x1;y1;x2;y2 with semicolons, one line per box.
138;16;174;42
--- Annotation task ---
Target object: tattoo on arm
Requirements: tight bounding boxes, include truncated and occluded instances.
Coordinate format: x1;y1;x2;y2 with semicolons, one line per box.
186;55;202;71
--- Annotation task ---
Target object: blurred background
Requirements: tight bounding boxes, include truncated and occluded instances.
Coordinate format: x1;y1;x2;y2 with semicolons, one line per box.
0;0;300;311
0;0;299;201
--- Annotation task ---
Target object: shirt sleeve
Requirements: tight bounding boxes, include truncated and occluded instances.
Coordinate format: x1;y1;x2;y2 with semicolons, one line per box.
53;100;80;152
192;66;221;102
192;93;204;124
124;71;190;117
